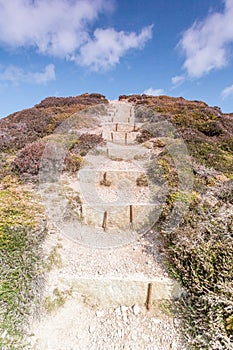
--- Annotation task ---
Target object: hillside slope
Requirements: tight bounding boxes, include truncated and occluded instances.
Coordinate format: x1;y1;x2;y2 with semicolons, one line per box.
120;94;233;349
0;93;232;349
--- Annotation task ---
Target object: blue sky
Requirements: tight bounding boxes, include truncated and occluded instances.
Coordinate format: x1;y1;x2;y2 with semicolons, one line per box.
1;0;233;118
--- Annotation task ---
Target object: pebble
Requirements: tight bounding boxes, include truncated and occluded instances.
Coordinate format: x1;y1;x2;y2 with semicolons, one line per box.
121;305;129;313
88;324;96;333
1;330;7;339
152;317;161;324
96;310;105;317
115;307;122;316
132;304;140;316
122;313;128;323
142;333;149;341
146;260;152;265
117;329;122;337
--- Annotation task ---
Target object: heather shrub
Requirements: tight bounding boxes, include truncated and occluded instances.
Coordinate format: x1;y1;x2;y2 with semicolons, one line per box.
0;94;108;152
0;109;54;150
71;133;103;156
158;180;233;349
12;140;46;175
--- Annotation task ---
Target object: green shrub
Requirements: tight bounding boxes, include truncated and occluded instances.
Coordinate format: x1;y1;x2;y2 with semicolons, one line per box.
159;185;233;349
65;153;83;173
0;181;46;348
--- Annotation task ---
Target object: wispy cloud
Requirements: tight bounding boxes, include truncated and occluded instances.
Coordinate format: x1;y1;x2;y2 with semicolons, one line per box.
179;0;233;77
171;75;185;87
143;87;164;96
221;84;233;99
0;64;56;85
0;0;153;71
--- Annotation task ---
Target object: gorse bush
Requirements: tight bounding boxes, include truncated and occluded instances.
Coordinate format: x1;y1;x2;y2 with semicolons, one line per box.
65;153;83;173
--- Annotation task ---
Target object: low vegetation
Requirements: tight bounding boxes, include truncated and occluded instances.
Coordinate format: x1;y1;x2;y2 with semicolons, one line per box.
159;180;233;349
43;288;72;314
1;93;232;349
131;97;233;349
0;176;46;348
0;93;107;348
0;93;107;152
11;133;103;178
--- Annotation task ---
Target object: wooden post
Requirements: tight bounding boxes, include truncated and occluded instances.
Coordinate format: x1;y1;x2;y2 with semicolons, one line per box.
111;132;114;142
133;123;136;132
146;283;153;310
125;133;127;145
102;211;108;231
130;205;133;223
115;123;118;131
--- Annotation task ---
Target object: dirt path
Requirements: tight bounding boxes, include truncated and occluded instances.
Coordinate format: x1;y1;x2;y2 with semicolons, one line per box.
28;101;187;349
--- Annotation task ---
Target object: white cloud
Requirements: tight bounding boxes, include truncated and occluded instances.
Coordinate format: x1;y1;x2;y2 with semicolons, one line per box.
179;0;233;77
171;75;185;86
0;64;56;85
221;84;233;99
0;0;153;70
0;0;110;56
143;87;164;96
77;26;153;70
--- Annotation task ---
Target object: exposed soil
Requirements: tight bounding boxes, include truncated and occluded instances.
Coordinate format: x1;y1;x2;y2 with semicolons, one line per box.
27;101;187;350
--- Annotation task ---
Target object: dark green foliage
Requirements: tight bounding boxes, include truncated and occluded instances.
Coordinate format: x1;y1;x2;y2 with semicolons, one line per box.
187;140;232;175
195;120;225;137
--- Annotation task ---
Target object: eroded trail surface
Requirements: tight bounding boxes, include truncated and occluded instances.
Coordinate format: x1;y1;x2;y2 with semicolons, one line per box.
28;101;187;350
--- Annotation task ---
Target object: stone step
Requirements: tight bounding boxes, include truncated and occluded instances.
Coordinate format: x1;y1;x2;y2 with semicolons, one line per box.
102;122;136;132
66;277;183;306
78;168;147;185
107;144;151;161
111;113;135;123
102;130;138;145
106;117;135;125
81;203;156;231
